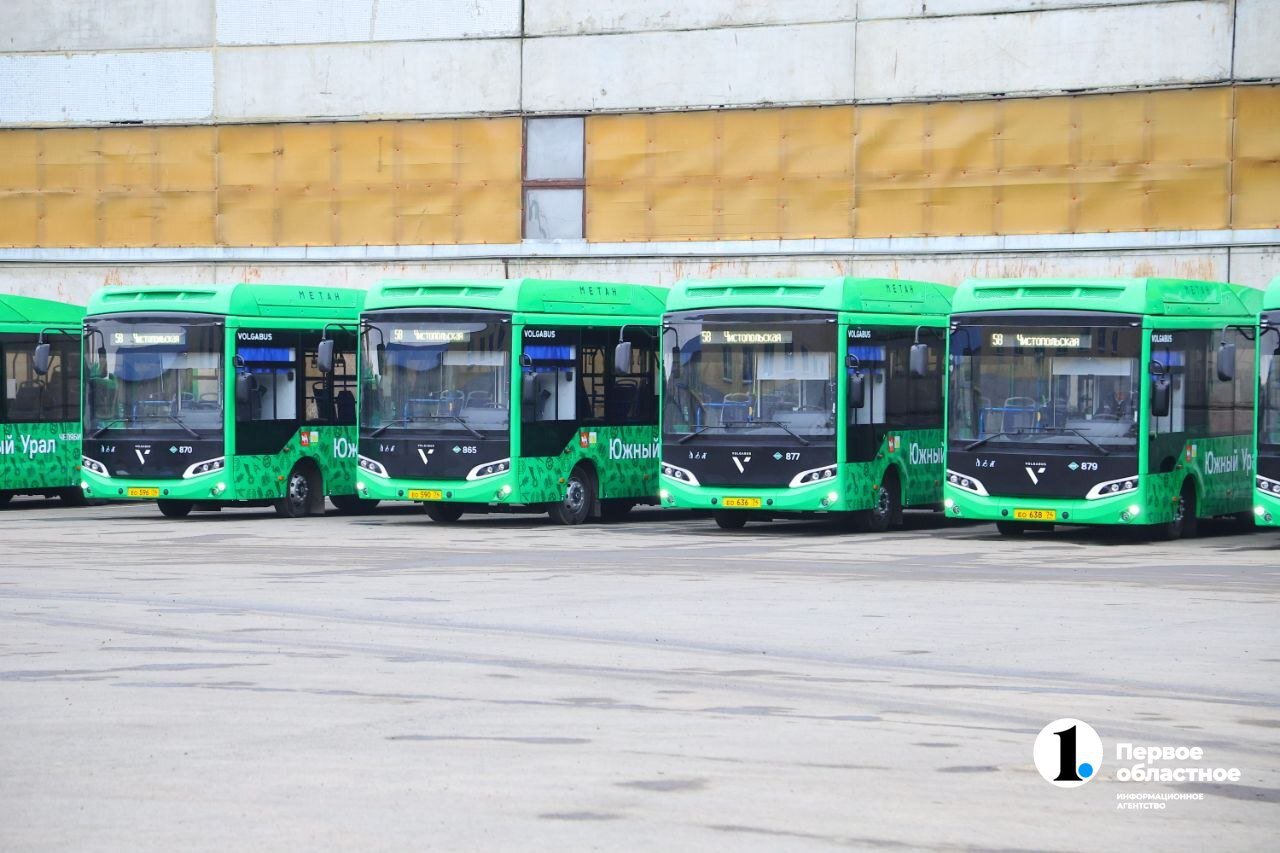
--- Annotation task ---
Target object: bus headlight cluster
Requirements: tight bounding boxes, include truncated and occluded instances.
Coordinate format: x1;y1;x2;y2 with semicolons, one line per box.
466;458;511;481
945;469;989;497
789;465;837;488
358;455;389;478
81;456;108;476
182;457;225;479
1085;476;1139;501
660;462;700;486
1257;475;1280;496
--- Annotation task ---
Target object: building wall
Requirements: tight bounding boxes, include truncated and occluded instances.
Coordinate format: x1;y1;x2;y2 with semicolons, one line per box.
1;0;1277;298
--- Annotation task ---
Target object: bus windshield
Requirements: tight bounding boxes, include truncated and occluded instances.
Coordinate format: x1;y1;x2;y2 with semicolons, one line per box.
1261;318;1280;459
949;322;1141;454
360;315;511;437
663;313;836;443
84;317;224;438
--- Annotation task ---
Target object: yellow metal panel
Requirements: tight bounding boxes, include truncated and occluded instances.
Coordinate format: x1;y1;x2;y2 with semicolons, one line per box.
651;112;717;180
1147;164;1229;230
1149;87;1232;163
998;174;1074;235
335;184;395;245
279;124;333;186
930;100;998;176
278;184;332;245
217;186;275;247
855;180;928;238
335;122;396;186
930;184;996;237
101;192;154;246
40;129;99;192
856;103;928;176
99;128;155;191
156;126;216;191
719;111;782;179
42;191;97;247
1000;97;1072;171
155;191;216;246
0;131;41;190
1234;87;1280;228
650;181;716;241
782;177;853;239
1076;171;1147;233
456;118;522;182
397;184;456;244
456;181;520;244
586;115;648;182
585;181;648;242
1076;92;1146;166
782;106;855;178
0;193;39;246
718;177;782;240
400;121;457;184
218;124;277;188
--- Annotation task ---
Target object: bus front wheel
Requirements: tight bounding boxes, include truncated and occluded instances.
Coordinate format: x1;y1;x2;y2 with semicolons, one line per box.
995;520;1030;537
424;503;465;523
275;466;320;518
158;500;194;518
548;466;595;525
712;510;749;530
1154;484;1197;540
329;493;379;514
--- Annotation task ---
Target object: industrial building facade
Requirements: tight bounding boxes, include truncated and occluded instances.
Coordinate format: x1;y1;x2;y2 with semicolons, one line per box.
1;0;1277;298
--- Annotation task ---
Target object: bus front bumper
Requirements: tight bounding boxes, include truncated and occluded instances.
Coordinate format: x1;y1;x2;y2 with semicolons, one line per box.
81;469;234;502
1255;479;1280;526
943;484;1159;527
659;475;844;513
358;473;520;506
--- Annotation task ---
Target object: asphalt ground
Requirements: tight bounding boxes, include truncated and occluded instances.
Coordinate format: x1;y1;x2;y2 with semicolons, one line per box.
1;498;1277;851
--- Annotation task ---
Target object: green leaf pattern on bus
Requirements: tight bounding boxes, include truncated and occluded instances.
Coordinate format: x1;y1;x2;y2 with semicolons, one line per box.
0;421;81;495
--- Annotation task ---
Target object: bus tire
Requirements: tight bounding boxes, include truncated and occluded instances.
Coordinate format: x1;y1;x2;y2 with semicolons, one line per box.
0;493;12;506
995;520;1029;537
599;499;635;522
275;465;320;518
329;493;379;514
423;503;465;523
158;500;194;518
712;510;749;530
59;488;88;507
861;473;902;532
548;466;596;525
1154;483;1197;540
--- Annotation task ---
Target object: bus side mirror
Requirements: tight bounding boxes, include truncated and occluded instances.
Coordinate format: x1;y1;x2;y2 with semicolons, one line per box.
668;346;681;380
32;342;51;375
613;341;632;374
375;342;387;375
849;372;866;409
96;347;108;377
1150;375;1171;417
909;343;929;378
317;338;335;374
1215;340;1236;382
235;372;254;406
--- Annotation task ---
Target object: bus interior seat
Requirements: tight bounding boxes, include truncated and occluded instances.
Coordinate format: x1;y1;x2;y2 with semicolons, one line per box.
335;389;356;422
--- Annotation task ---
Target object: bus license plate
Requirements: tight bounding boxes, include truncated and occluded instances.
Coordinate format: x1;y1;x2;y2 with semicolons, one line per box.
127;487;159;498
1013;508;1056;521
408;489;443;501
722;497;762;509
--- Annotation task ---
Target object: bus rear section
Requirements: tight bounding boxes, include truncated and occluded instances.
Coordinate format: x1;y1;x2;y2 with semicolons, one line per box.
80;283;366;518
945;277;1261;539
1257;278;1280;527
0;295;85;506
355;278;665;524
658;277;953;530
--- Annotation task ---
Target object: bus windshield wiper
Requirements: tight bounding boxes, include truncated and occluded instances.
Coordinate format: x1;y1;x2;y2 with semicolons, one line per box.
367;418;410;438
1038;426;1111;456
676;425;716;444
165;415;201;438
724;419;811;446
409;414;485;439
964;430;1027;451
91;418;126;438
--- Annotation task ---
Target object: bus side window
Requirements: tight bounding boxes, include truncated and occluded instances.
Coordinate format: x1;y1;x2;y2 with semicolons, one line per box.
598;325;656;426
304;332;357;425
521;331;578;423
1;336;77;424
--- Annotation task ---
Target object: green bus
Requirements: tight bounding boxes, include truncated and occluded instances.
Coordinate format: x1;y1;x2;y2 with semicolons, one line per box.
0;294;85;506
1256;276;1280;527
354;278;666;524
659;277;954;530
945;277;1261;539
80;282;367;518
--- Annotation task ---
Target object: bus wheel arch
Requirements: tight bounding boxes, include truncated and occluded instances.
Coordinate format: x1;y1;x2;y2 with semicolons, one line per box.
1154;477;1198;540
548;463;597;525
275;459;324;518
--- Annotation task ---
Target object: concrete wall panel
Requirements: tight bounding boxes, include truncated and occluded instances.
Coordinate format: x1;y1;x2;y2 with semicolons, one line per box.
525;1;855;36
523;22;857;112
0;52;214;125
856;1;1231;100
216;41;520;120
858;1;1178;20
1234;0;1280;81
1;0;212;52
216;0;519;46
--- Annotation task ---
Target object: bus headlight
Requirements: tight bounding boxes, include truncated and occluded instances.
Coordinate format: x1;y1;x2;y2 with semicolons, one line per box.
182;457;225;479
1085;476;1139;500
660;462;700;486
1258;475;1280;496
465;458;511;481
81;456;108;476
945;469;989;497
789;465;838;488
358;455;389;478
